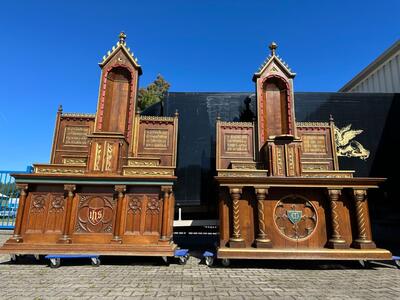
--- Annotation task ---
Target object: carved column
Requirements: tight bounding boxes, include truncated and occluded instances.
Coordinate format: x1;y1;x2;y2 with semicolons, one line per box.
160;186;172;242
327;189;348;249
58;184;76;244
111;185;126;243
9;184;28;243
353;189;376;249
255;188;272;248
229;187;245;248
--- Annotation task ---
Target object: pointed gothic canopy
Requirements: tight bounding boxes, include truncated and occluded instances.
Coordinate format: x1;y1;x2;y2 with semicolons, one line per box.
252;42;296;81
99;31;142;75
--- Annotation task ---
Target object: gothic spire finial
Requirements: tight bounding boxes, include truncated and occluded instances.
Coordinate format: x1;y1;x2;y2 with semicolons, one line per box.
119;31;127;44
269;41;278;55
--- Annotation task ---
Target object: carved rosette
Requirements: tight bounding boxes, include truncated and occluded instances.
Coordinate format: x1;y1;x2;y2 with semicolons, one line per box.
50;195;65;213
146;196;160;215
274;195;317;240
127;195;142;215
30;194;47;213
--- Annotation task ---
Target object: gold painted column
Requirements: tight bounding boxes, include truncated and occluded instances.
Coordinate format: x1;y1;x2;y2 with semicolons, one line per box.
160;186;172;242
58;184;76;244
111;185;126;243
255;188;272;248
327;189;348;249
229;187;245;248
9;184;28;243
353;189;376;249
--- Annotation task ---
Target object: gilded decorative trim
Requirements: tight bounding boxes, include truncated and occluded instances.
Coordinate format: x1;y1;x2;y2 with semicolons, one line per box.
35;166;85;175
219;121;253;127
61;113;95;119
94;143;102;171
123;168;174;176
127;159;159;167
62;157;87;165
139;115;174;122
302;171;353;178
104;142;114;171
296;122;330;127
217;169;268;177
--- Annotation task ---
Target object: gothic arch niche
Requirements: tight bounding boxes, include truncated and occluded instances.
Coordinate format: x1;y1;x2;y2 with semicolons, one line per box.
102;66;133;134
262;76;290;139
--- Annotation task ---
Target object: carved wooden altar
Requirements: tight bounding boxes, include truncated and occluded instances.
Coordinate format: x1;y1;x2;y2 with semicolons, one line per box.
215;42;391;261
0;33;179;257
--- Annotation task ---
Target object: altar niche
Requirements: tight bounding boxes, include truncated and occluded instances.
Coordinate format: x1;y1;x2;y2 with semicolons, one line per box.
215;42;391;262
0;32;179;258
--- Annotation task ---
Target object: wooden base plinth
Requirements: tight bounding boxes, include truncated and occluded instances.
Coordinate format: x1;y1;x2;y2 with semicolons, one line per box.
255;239;272;248
6;236;23;244
57;236;72;244
327;239;348;249
352;240;377;249
0;242;177;257
229;239;246;248
217;247;392;260
110;238;123;244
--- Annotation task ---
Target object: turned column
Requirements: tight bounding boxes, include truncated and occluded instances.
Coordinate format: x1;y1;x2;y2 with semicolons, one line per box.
9;184;28;243
58;184;76;244
327;189;348;249
352;189;376;249
255;188;272;248
160;186;172;241
111;185;126;243
229;187;245;248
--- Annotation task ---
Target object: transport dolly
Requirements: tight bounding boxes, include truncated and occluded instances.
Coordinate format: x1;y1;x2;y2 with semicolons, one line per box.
161;249;189;265
392;256;400;268
44;255;100;268
203;251;215;266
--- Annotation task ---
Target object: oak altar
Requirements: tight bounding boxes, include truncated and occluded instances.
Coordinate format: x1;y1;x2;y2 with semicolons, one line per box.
0;33;179;257
215;43;392;261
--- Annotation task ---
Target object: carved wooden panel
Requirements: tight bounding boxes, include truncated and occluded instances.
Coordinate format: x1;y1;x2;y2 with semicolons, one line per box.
216;122;254;169
75;194;116;233
136;117;177;166
51;115;95;164
25;193;65;234
297;125;336;171
124;193;162;235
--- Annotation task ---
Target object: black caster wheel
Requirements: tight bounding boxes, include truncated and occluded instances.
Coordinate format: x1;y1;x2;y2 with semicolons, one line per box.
221;258;230;267
161;256;170;266
10;254;18;263
91;257;101;267
359;260;370;268
178;255;189;265
394;259;400;269
49;258;61;268
205;256;214;267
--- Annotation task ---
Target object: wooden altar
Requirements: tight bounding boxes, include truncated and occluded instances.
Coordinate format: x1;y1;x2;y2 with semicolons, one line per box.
215;43;391;261
0;33;179;258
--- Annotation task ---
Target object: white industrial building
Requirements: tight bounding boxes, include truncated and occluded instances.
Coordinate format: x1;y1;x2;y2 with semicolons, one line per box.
340;40;400;93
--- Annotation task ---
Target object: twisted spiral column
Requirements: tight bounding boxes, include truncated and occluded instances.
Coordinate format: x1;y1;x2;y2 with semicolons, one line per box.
229;188;245;247
327;189;347;248
353;189;375;248
255;188;271;247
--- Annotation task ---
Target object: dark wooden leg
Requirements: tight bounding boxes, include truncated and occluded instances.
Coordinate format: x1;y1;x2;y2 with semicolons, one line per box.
111;185;126;244
58;184;76;244
160;186;172;241
255;188;272;248
352;189;376;249
327;189;348;249
229;187;245;248
8;184;28;243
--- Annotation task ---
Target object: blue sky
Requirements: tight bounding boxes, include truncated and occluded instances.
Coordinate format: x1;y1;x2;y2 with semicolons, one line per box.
0;0;399;170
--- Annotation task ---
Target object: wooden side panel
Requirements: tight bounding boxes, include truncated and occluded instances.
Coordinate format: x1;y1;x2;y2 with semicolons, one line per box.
297;126;336;171
136;118;177;167
52;116;95;164
216;122;254;169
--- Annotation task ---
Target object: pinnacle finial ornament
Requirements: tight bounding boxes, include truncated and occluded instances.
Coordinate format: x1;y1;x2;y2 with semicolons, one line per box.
119;31;127;44
269;41;278;55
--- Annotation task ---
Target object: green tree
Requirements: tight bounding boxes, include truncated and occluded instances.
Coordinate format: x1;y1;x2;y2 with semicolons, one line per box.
137;74;170;110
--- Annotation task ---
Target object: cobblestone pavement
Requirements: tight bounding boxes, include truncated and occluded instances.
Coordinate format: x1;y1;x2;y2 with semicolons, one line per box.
0;232;399;300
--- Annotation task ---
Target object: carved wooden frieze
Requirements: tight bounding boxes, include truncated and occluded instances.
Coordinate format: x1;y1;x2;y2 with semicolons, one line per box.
75;195;115;233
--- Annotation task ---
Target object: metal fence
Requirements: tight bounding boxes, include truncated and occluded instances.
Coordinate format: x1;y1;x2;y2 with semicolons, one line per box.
0;167;33;229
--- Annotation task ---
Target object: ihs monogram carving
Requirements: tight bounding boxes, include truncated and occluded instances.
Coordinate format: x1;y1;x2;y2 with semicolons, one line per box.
75;195;115;233
146;196;160;214
31;194;47;213
127;195;142;215
274;195;317;240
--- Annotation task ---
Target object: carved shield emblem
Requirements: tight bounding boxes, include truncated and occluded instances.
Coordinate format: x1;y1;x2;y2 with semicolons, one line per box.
287;210;302;224
88;207;104;225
